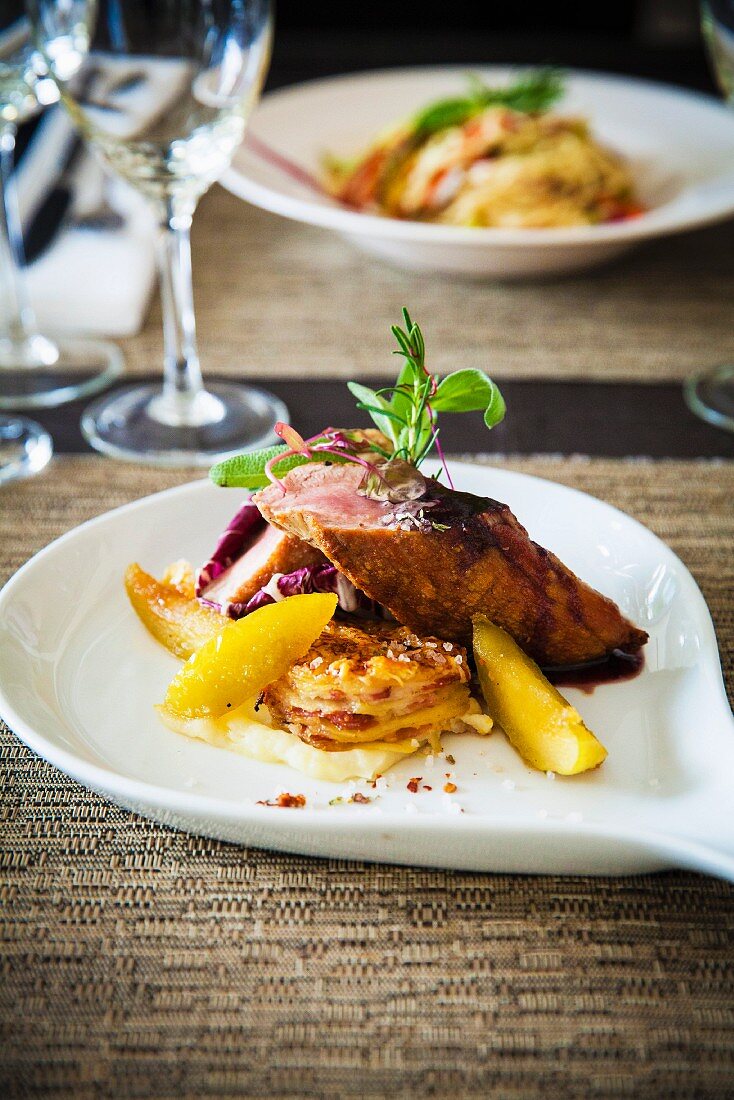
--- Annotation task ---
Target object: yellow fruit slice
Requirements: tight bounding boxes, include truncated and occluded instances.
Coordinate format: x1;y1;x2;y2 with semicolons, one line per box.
163;592;338;719
125;563;224;660
472;615;607;775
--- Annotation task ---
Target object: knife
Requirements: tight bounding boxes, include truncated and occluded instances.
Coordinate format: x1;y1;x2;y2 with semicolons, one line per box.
22;128;86;265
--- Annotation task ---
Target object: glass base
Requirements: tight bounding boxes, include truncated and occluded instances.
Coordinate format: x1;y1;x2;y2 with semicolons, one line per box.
684;365;734;432
81;381;289;467
0;415;53;485
0;336;123;410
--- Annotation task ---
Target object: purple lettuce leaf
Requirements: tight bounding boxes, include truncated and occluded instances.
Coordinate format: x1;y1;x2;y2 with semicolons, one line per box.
195;501;264;597
224;562;374;620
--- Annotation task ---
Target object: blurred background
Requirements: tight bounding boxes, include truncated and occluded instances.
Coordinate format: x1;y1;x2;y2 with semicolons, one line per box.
6;0;734;468
270;0;709;90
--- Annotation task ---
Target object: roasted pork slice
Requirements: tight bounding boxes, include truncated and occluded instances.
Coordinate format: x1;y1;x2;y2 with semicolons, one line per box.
254;462;648;668
264;620;474;751
198;515;326;617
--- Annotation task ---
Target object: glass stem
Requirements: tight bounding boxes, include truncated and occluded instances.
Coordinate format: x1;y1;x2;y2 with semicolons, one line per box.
150;200;222;427
0;121;37;346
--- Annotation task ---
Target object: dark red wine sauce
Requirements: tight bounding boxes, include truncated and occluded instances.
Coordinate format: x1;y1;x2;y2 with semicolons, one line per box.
545;648;645;695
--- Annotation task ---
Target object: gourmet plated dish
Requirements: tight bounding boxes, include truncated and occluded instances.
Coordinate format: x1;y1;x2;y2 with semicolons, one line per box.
323;70;643;228
126;311;647;788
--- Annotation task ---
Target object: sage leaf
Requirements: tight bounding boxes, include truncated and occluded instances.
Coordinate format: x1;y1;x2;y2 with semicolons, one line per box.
209;446;308;490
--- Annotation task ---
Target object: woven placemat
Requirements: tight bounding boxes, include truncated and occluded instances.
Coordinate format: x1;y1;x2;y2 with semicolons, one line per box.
119;187;734;384
1;456;733;1099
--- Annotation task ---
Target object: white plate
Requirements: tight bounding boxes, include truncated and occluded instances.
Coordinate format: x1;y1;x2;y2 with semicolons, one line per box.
1;462;733;879
223;66;734;278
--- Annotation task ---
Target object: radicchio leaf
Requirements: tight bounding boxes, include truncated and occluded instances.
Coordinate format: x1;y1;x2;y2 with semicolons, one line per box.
195;502;264;596
223;563;371;621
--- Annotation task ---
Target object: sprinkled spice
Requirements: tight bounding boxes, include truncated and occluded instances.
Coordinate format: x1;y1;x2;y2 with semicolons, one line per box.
257;793;306;808
443;781;457;794
407;777;422;793
330;792;373;805
423;784;433;791
445;754;456;765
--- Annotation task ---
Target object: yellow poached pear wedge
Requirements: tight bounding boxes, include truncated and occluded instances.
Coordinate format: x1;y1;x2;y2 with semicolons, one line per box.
472;615;607;775
163;592;337;720
125;563;224;660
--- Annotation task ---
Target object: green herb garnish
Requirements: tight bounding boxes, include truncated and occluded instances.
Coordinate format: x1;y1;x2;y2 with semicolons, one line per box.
209;309;505;492
349;309;505;469
413;67;564;138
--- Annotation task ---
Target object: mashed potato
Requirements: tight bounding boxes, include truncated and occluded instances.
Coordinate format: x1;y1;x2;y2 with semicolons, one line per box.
158;699;491;783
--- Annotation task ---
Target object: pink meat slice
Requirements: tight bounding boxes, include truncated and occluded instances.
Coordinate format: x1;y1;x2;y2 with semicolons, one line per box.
200;523;326;612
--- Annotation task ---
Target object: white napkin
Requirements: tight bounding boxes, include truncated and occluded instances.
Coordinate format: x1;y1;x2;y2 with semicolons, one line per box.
12;106;158;338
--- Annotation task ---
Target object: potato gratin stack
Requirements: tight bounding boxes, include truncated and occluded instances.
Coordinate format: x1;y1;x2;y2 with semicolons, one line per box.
264;620;488;751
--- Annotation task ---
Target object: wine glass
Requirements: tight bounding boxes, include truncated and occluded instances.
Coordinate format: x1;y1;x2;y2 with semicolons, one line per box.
686;0;734;431
0;5;122;410
0;412;52;483
31;0;286;466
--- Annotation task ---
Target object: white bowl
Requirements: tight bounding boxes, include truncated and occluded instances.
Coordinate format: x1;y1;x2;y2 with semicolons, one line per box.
223;66;734;279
